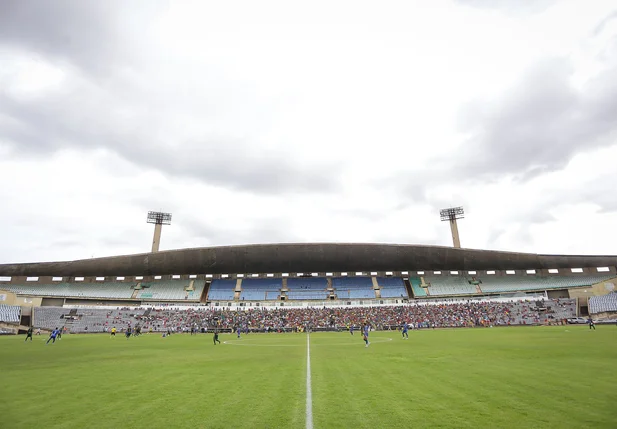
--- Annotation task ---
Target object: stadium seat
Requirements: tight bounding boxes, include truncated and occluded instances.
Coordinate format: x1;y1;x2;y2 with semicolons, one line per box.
286;277;329;300
409;277;427;297
0;304;20;323
331;277;375;299
208;279;236;301
424;276;477;296
478;274;615;293
240;278;282;300
376;277;408;299
589;293;617;314
137;280;203;301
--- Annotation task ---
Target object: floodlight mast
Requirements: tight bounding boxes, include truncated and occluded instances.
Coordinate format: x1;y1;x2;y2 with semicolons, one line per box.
147;211;172;252
440;206;464;248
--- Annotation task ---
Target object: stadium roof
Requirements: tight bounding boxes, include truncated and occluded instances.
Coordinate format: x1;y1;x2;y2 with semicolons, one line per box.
0;243;616;277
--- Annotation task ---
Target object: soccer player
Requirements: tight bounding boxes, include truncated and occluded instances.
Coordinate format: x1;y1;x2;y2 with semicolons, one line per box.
57;327;63;341
349;325;354;336
46;328;59;345
24;326;33;342
213;331;221;345
402;322;409;339
110;327;116;338
363;324;370;348
236;326;241;339
126;326;132;339
588;317;596;330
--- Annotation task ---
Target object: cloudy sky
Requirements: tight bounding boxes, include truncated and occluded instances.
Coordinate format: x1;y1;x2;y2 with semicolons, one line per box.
1;0;617;263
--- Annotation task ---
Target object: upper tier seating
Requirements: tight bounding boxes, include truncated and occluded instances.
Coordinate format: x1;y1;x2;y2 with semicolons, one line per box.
422;274;615;295
424;276;477;296
409;277;427;297
136;280;204;301
332;277;374;299
0;304;20;323
2;282;135;299
377;277;408;298
3;280;203;301
589;293;617;314
286;277;329;300
207;279;236;301
240;278;282;300
479;274;615;293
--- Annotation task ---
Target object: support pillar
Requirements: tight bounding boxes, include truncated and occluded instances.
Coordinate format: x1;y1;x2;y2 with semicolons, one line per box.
450;219;461;248
151;223;163;252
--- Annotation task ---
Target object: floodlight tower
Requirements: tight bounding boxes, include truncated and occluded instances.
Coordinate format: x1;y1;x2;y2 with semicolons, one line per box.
147;211;172;252
440;206;464;248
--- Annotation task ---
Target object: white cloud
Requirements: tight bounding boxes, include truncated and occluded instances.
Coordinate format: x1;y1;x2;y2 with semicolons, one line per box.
0;0;616;263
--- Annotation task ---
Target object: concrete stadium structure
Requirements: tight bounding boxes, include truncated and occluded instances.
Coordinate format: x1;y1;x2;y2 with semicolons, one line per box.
1;243;616;278
1;244;616;325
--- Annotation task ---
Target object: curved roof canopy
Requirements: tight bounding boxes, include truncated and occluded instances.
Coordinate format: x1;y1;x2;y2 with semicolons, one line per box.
0;243;616;277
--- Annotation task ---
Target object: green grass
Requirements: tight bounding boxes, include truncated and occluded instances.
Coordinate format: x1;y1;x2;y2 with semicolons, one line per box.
0;326;615;428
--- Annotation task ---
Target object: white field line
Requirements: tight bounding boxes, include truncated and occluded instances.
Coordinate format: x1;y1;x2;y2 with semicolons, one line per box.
306;333;314;429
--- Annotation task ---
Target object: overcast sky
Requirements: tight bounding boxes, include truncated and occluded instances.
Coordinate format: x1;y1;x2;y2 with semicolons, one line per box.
1;0;617;263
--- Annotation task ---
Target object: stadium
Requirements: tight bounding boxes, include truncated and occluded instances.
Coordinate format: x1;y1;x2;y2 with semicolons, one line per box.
1;210;616;428
3;2;617;428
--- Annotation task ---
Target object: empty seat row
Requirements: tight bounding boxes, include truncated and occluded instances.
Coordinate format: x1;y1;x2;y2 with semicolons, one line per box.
3;280;204;301
136;280;204;301
2;282;135;299
286;291;329;300
208;279;236;300
0;304;20;323
287;277;327;290
241;278;282;301
589;293;617;314
377;277;408;298
424;276;477;296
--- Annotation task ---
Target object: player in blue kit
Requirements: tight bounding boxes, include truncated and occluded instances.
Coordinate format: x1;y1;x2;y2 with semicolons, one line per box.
402;322;409;339
46;328;59;345
363;324;370;348
349;325;354;335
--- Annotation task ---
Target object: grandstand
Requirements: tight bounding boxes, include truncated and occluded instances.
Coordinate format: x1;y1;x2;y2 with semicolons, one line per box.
0;304;20;323
409;277;427;297
1;270;616;307
376;277;407;298
241;278;281;300
589;293;617;314
1;282;136;299
286;277;329;300
136;279;204;301
477;274;616;293
26;297;580;333
0;243;616;326
421;273;617;296
207;279;236;301
332;277;374;299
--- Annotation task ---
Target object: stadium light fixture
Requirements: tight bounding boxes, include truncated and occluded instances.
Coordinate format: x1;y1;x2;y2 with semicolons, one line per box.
440;206;464;248
147;211;172;252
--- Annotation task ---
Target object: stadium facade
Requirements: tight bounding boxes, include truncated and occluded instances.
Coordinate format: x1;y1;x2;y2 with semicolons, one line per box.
1;243;616;333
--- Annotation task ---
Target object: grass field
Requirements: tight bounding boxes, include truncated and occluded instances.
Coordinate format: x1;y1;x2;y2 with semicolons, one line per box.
1;326;615;429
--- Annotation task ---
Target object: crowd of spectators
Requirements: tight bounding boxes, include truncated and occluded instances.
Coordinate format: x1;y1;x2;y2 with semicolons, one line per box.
132;299;576;332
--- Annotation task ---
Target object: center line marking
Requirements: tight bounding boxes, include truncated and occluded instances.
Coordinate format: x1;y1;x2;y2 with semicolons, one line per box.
306;333;314;429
